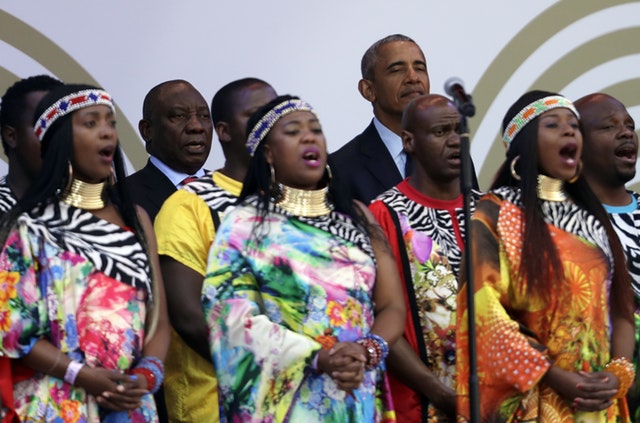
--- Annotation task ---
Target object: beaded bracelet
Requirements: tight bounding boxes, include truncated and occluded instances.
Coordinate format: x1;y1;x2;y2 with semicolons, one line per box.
604;356;635;399
131;367;156;392
131;356;164;394
356;333;389;369
64;360;83;385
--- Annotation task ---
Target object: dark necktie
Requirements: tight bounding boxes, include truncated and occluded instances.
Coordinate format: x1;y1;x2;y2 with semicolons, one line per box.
404;153;413;178
180;176;198;186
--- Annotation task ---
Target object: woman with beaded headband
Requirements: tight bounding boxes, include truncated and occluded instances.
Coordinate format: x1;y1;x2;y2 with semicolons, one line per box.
455;90;635;422
201;95;406;422
0;83;169;422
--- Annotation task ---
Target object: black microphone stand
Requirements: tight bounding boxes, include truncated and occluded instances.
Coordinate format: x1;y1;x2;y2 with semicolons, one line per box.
458;110;480;423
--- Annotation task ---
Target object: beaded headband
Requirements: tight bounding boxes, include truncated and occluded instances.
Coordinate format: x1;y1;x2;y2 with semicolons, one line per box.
246;99;318;156
502;95;579;149
34;89;116;141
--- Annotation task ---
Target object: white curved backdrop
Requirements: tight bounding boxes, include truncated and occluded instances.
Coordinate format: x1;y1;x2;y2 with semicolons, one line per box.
2;0;639;190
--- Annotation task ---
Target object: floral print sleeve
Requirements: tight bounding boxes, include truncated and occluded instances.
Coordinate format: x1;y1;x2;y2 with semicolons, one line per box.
0;226;46;356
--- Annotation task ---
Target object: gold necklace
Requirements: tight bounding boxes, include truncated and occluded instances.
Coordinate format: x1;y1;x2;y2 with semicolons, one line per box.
275;184;334;217
537;174;567;202
61;178;107;210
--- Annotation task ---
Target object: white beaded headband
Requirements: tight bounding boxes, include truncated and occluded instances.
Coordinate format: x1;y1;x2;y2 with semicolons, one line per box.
34;89;116;141
246;99;318;156
502;95;579;149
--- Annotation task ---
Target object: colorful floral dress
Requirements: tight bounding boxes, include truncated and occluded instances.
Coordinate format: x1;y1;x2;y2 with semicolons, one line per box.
0;202;158;422
456;187;630;423
0;175;18;422
201;197;395;422
370;180;479;423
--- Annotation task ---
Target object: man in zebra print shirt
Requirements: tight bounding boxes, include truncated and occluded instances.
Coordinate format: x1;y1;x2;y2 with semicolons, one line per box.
0;75;63;215
370;94;480;422
575;92;640;417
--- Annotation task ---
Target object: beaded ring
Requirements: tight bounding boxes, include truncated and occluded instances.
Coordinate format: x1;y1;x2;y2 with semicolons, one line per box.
604;356;635;399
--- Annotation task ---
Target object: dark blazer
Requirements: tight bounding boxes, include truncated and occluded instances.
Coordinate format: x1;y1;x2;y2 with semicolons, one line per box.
330;120;402;204
125;159;177;222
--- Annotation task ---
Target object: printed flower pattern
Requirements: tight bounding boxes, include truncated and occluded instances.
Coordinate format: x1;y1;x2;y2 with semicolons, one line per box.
0;216;158;422
202;203;394;422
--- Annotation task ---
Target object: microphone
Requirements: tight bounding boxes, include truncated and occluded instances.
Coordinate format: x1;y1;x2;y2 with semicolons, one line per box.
444;77;476;117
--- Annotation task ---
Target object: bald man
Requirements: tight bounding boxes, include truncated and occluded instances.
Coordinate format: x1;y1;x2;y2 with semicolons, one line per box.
369;94;481;422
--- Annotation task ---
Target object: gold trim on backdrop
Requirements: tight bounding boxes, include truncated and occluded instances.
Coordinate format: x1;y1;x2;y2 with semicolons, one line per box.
1;3;640;192
470;0;640;192
0;9;147;170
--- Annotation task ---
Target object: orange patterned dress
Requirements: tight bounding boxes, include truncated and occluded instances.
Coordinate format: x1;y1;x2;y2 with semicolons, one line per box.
456;188;630;423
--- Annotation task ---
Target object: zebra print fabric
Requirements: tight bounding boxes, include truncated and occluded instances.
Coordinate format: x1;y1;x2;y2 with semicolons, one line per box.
242;195;376;262
21;201;152;295
0;176;18;216
182;175;239;222
494;186;614;271
607;191;640;299
376;186;481;278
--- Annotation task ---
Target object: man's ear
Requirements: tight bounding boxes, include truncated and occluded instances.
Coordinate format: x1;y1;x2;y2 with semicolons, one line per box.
358;79;376;103
1;126;17;150
402;130;414;154
138;119;151;143
215;121;231;144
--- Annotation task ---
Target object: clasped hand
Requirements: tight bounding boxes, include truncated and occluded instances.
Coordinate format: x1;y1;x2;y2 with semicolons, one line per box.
76;367;149;411
317;341;367;391
553;368;619;411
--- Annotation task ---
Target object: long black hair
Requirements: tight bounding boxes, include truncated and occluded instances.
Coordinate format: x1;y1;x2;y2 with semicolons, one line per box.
491;90;632;320
0;84;158;318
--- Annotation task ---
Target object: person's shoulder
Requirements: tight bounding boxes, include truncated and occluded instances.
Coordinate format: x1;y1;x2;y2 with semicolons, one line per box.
125;164;152;185
330;122;375;160
126;160;155;176
330;136;360;160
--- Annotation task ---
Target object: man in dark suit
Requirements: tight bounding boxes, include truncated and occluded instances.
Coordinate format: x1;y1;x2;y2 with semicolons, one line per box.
126;79;213;221
330;34;430;204
125;79;212;422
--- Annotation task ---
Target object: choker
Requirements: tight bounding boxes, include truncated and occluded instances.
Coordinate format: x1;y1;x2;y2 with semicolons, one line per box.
274;184;334;217
537;174;567;202
61;178;107;210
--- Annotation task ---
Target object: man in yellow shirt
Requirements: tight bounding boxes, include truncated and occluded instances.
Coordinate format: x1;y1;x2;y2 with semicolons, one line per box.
154;78;277;422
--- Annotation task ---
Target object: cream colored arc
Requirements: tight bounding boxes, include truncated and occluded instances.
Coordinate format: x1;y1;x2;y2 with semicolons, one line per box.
472;0;640;191
0;9;145;169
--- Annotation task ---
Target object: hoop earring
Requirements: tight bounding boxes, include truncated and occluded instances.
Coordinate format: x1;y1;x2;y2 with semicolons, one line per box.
57;162;73;198
510;156;521;181
568;160;582;184
108;166;115;186
270;163;276;186
269;163;282;201
325;164;333;185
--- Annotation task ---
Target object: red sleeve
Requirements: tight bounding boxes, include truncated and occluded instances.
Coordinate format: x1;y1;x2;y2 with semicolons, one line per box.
369;200;420;353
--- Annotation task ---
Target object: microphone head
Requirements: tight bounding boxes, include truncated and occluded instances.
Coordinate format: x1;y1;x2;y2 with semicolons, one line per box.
444;77;464;96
